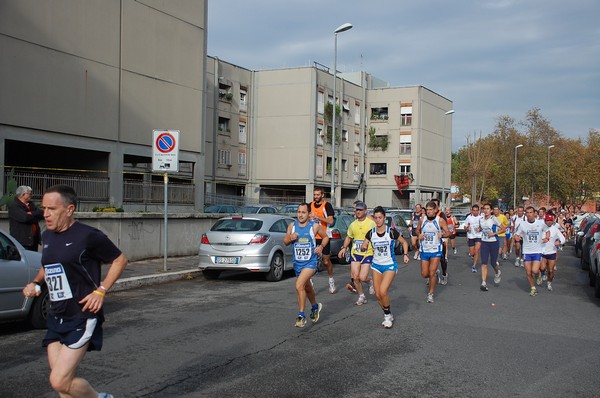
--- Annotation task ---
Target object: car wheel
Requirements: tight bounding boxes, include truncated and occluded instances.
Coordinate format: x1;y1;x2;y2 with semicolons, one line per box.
266;252;284;282
575;244;580;258
28;289;49;329
581;255;589;271
589;266;596;287
202;270;221;280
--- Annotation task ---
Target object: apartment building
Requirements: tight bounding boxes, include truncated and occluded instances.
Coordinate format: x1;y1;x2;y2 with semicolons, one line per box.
205;58;453;208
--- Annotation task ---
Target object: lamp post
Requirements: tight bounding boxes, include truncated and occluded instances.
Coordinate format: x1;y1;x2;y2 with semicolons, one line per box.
330;22;352;207
547;144;555;205
513;144;523;209
441;110;454;206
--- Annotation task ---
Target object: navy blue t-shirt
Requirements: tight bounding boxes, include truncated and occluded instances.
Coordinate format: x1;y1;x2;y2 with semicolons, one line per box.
42;221;122;318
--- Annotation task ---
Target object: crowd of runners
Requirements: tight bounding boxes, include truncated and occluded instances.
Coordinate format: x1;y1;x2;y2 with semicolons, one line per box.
285;188;574;329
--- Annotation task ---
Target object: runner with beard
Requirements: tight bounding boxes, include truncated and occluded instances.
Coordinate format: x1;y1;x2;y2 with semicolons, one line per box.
308;187;336;294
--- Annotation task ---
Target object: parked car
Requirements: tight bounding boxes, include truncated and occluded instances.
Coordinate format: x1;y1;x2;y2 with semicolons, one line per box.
588;231;600;298
203;204;239;214
580;217;600;270
329;214;354;264
278;204;299;216
455;213;468;236
385;213;411;255
0;228;48;328
387;209;413;226
198;214;294;281
575;215;600;258
238;205;279;214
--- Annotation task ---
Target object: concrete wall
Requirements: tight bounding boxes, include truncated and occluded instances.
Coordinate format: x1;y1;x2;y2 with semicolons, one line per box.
0;212;220;262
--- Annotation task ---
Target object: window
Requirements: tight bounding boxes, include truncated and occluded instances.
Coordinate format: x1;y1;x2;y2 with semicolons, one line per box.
401;105;413;126
399;164;411;174
219;82;232;101
240;89;247;112
369;163;387;175
317;91;325;114
399;143;411;154
239;123;247;144
328;95;334;105
238;150;246;176
316;155;323;177
316;126;324;146
342;159;348;172
218;117;230;133
342;100;350;112
371;107;388;121
218;150;231;166
354;131;360;153
342;129;349;142
354;102;361;125
326;156;333;175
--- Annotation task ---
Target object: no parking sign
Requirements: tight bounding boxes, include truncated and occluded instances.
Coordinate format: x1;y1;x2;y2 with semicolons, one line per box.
152;130;179;172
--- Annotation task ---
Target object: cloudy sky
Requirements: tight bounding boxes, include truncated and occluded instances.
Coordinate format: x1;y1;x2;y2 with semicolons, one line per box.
207;0;599;151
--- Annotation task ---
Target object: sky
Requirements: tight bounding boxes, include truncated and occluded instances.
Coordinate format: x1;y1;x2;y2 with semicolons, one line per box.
207;0;600;151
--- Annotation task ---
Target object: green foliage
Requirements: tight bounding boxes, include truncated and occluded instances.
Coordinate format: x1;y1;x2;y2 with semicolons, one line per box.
92;206;124;213
367;127;389;151
0;169;17;209
325;126;341;145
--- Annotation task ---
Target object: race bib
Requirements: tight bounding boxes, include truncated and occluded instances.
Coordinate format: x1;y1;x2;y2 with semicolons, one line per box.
423;232;436;248
373;241;389;259
353;239;365;252
44;263;74;302
294;242;313;261
526;230;539;243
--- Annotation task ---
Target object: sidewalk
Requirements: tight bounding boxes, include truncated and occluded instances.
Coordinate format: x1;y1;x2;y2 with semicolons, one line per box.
106;255;200;292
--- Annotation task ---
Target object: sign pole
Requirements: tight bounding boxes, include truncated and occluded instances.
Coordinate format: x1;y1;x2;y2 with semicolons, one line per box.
163;173;168;272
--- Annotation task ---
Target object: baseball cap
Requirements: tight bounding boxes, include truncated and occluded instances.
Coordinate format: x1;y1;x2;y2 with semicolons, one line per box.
354;201;367;210
545;214;554;222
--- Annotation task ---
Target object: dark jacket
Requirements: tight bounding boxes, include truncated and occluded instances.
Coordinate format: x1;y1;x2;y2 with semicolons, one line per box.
8;197;44;248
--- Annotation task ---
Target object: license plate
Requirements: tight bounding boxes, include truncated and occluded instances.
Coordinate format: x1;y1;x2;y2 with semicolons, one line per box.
215;257;239;264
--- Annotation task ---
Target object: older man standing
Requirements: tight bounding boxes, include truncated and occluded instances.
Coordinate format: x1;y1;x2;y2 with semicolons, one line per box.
8;185;44;251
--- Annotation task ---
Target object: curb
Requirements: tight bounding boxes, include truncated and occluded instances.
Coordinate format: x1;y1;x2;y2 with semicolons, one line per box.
111;269;201;292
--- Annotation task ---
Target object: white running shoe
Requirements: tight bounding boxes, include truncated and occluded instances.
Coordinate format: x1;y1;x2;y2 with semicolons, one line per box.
494;269;502;285
542;272;548;282
520;258;524;268
426;293;434;303
369;279;375;295
547;282;553;291
453;248;457;255
355;295;367;306
413;252;419;260
382;313;394;328
514;258;520;267
328;278;337;294
440;273;448;285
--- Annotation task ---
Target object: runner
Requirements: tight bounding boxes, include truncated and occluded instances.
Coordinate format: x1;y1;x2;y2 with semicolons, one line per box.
493;206;509;262
445;206;459;255
432;198;449;285
416;200;451;303
308;187;337;294
361;206;410;328
479;204;506;291
513;206;551;296
410;204;424;260
512;206;527;267
540;213;566;291
504;210;513;256
284;202;328;327
465;204;483;273
338;201;376;305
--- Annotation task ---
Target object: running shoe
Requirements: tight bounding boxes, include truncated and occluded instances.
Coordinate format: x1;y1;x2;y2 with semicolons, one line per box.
426;293;434;303
480;282;489;291
98;394;114;398
453;248;457;255
514;258;520;267
494;269;502;285
440;273;448;285
535;273;542;286
369;279;375;295
436;269;441;284
355;295;367;306
417;253;421;261
328;279;337;294
382;314;394;328
530;286;538;296
295;315;307;328
472;265;477;273
520;258;524;268
413;252;419;260
547;282;553;291
310;303;322;323
502;253;508;260
496;261;500;268
346;282;357;293
542;272;548;282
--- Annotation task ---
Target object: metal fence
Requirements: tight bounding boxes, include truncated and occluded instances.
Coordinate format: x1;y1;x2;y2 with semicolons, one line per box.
123;179;194;204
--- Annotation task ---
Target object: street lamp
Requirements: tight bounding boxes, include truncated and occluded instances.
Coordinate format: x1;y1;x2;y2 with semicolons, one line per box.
441;110;454;206
330;22;352;207
547;144;555;205
513;144;523;209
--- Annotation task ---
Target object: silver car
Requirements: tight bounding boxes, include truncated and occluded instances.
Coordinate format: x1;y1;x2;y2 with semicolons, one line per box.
199;214;294;282
0;228;48;328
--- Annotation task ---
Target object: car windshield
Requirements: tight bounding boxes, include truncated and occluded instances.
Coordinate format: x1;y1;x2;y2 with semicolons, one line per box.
204;205;221;212
239;207;259;213
211;219;263;232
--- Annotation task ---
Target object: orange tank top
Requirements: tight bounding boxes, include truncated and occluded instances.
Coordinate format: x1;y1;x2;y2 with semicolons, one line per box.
310;201;330;240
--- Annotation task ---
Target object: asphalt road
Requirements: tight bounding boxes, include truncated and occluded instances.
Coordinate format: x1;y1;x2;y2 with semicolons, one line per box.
1;239;599;397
